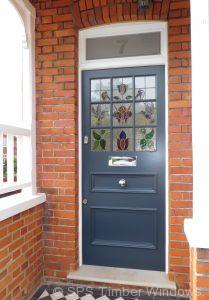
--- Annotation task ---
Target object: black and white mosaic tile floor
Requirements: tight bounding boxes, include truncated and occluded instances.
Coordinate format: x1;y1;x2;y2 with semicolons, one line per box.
31;285;189;300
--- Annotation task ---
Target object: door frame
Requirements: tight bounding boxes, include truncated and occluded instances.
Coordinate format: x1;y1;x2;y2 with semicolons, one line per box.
78;21;168;272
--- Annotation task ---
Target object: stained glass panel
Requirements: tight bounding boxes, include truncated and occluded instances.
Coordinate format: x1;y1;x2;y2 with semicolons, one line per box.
91;79;111;102
135;128;156;151
91;104;110;127
135;76;156;100
113;128;133;151
135;102;157;126
90;75;158;153
91;129;110;152
113;77;133;101
113;103;133;126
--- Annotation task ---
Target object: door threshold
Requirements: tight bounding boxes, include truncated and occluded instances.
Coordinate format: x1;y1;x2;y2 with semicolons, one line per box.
67;265;176;290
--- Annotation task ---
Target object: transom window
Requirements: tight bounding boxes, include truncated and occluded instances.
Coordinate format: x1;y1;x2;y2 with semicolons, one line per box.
86;32;161;60
79;22;167;70
91;76;157;152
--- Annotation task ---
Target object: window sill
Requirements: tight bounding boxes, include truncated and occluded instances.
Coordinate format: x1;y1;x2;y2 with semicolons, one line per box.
0;193;46;222
184;218;209;249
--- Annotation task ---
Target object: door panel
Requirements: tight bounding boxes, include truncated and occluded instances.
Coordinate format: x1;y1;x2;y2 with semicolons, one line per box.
82;66;165;271
90;173;157;193
91;207;157;249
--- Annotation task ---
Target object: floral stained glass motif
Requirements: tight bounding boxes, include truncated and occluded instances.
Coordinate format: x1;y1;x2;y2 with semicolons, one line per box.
135;88;145;100
101;91;110;102
113;128;133;151
135;128;156;151
91;104;110;127
135;102;156;126
91;79;111;102
90;75;157;152
113;103;133;126
91;129;110;152
135;76;156;100
113;77;133;101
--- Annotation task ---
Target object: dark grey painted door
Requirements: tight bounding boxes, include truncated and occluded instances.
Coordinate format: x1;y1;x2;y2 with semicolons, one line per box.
82;66;165;271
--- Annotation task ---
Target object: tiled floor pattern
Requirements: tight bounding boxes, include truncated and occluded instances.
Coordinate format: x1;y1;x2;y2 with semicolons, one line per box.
31;285;188;300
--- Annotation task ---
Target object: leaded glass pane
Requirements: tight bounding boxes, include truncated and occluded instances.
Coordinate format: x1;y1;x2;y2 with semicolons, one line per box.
91;104;110;127
101;79;110;90
135;88;146;100
91;129;110;152
135;76;156;100
113;103;133;126
90;75;158;153
101;90;111;102
91;91;100;102
135;76;145;89
146;88;156;100
135;128;156;151
135;102;157;126
113;128;133;151
146;76;156;88
91;79;100;91
113;77;133;101
91;79;111;102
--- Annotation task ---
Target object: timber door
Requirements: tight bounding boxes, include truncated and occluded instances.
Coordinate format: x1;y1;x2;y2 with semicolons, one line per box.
82;66;165;271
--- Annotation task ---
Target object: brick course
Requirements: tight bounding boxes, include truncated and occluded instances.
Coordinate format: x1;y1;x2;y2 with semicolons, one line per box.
0;205;43;299
30;0;192;289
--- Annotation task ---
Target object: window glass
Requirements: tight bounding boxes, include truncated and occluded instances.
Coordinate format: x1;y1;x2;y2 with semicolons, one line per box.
91;76;157;152
86;32;161;60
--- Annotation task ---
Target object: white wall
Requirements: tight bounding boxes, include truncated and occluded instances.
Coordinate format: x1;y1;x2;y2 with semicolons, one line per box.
184;0;209;248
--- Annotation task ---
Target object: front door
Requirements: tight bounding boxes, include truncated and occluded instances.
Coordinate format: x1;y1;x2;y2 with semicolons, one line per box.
82;66;165;271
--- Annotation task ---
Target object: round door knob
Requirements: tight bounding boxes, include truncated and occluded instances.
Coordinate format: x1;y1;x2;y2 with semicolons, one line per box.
119;178;126;188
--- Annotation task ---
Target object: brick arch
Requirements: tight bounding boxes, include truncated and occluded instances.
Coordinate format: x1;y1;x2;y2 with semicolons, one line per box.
71;0;171;29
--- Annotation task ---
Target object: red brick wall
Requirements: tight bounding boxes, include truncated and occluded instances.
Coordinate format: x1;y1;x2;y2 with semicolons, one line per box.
190;248;209;299
0;205;43;299
32;0;79;280
168;0;192;289
30;0;192;289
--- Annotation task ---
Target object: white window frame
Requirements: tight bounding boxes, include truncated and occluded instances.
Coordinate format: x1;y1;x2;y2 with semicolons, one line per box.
79;22;167;70
0;0;36;195
78;22;169;272
0;0;46;221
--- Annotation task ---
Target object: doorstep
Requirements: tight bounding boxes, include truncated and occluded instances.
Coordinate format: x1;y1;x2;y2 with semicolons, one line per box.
67;265;176;290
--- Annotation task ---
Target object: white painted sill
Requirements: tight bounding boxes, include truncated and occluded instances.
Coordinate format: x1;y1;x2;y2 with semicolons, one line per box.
184;218;209;249
0;193;46;222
